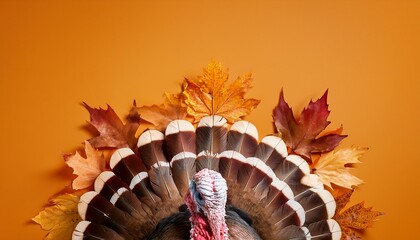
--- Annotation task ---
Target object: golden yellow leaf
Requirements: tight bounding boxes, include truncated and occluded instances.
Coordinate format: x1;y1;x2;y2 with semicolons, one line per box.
183;60;260;122
64;141;106;190
312;146;367;189
138;92;188;130
33;194;81;240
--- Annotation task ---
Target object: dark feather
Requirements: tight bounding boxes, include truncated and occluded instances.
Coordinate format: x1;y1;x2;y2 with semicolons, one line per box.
170;152;196;196
297;189;336;225
110;187;150;220
165;120;196;158
73;221;124;240
78;191;143;239
94;171;150;219
196;115;228;155
276;225;309;239
273;155;311;195
137;130;168;168
147;161;181;201
271;199;305;229
236;157;265;190
195;150;220;171
254;135;287;169
129;171;161;209
94;171;129;200
227;120;259;157
110;148;146;184
307;219;342;240
219;150;247;183
261;178;294;213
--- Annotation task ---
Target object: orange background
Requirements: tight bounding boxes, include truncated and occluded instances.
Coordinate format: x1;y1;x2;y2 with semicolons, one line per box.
1;1;419;239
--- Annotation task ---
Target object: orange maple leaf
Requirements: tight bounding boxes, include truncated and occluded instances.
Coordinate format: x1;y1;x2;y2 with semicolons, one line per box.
64;141;106;190
33;194;81;240
138;92;188;130
183;60;260;122
333;190;384;240
84;102;140;149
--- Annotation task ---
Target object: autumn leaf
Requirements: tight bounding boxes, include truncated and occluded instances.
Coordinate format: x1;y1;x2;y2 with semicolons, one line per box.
84;102;140;149
334;190;384;239
64;141;106;190
33;194;81;240
183;60;260;122
273;89;347;158
126;100;141;141
312;146;366;189
333;188;354;214
138;92;188;130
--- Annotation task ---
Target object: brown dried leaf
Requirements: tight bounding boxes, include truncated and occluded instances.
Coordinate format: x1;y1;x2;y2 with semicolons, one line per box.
334;191;384;239
334;188;354;215
84;102;140;149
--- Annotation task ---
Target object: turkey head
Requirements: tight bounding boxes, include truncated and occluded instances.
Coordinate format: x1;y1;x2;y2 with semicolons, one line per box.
186;169;228;240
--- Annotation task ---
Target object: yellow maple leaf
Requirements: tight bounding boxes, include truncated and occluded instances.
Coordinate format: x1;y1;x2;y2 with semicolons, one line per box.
312;146;367;189
183;60;260;122
33;194;81;240
64;141;106;190
138;92;188;130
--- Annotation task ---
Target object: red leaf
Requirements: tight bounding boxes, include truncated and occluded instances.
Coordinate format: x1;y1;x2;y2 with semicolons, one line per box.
83;102;139;149
273;89;347;158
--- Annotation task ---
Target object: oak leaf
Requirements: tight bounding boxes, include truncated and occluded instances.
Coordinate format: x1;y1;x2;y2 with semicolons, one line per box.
183;60;260;122
64;141;106;190
33;194;81;240
84;102;140;149
138;92;188;130
312;146;366;189
273;89;347;158
334;190;384;239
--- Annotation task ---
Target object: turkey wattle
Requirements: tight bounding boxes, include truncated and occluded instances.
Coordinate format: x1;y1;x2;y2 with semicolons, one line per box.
72;115;342;240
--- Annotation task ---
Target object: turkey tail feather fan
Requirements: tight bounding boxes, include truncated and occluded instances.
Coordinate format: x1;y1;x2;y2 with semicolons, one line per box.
73;115;342;239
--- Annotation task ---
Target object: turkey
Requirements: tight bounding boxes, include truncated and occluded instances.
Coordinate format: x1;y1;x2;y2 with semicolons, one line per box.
72;115;341;240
